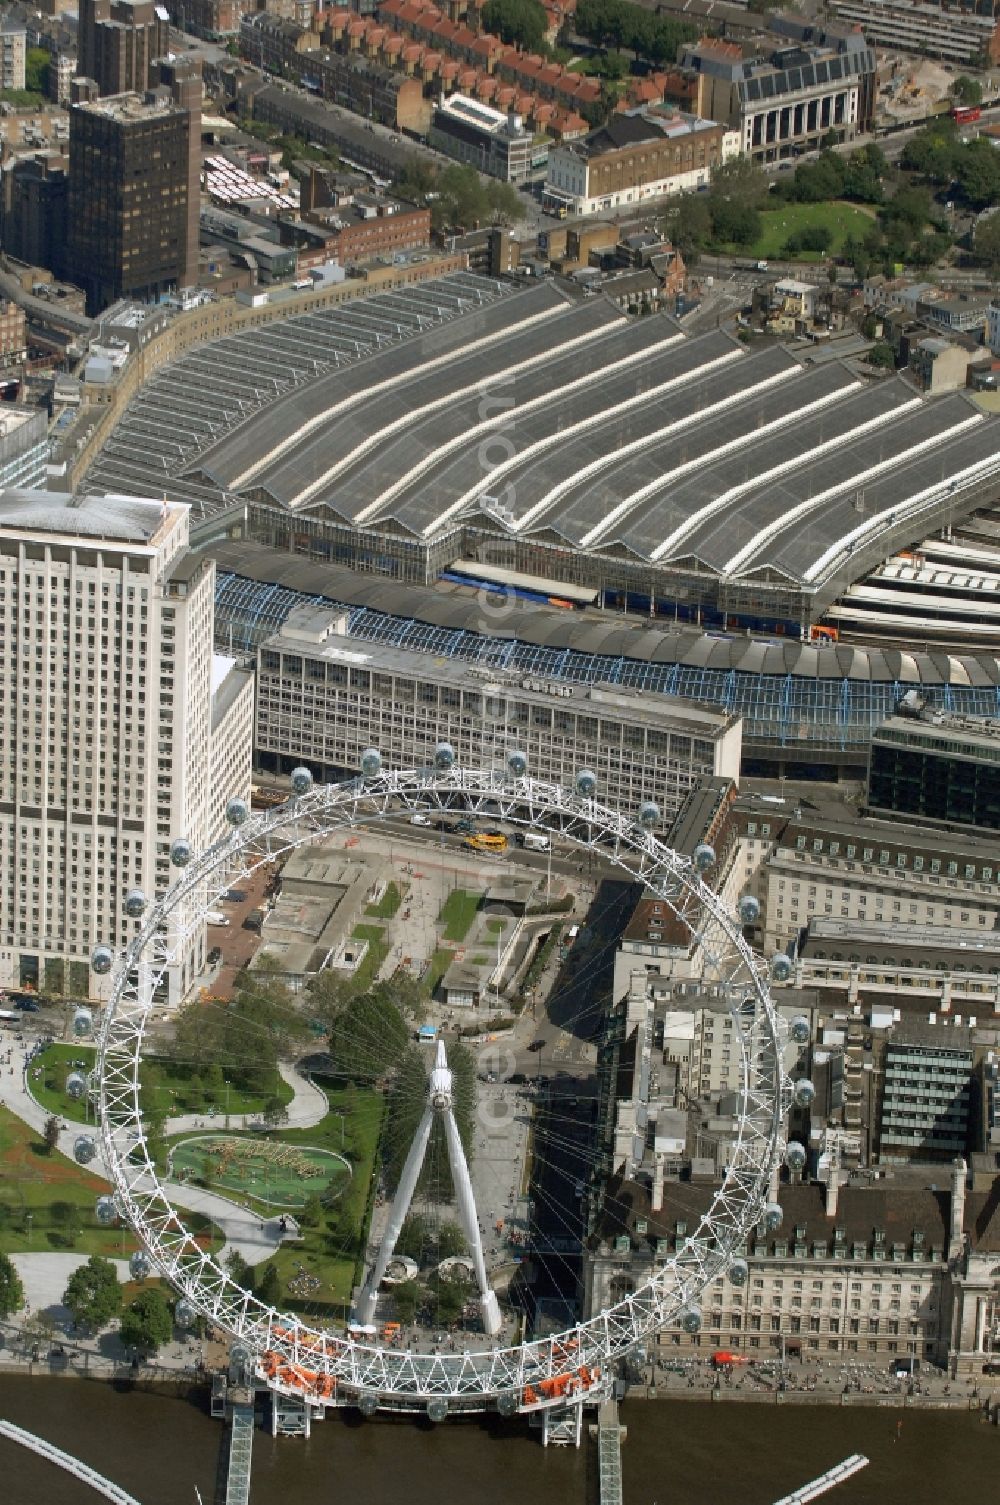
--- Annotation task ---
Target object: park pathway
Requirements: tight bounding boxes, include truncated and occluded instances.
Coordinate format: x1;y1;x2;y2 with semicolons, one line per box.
162;1060;329;1136
0;1041;309;1268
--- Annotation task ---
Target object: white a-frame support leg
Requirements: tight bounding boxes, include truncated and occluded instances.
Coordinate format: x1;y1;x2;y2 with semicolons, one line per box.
356;1042;501;1336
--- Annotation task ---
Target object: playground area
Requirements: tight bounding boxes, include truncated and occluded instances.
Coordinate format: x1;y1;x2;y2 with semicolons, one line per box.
168;1134;350;1210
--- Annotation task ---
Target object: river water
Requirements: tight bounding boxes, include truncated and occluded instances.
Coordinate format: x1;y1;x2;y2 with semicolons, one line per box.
0;1375;994;1505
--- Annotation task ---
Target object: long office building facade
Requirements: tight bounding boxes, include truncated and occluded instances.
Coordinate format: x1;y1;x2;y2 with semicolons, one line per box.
0;490;236;1004
254;606;741;815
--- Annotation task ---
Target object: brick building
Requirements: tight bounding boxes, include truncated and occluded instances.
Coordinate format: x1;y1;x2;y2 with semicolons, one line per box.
77;0;171;97
171;0;252;40
67;62;202;313
545;107;727;217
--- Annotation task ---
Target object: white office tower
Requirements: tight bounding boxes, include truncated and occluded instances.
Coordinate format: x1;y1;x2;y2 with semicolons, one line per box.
0;489;245;1005
358;1040;502;1337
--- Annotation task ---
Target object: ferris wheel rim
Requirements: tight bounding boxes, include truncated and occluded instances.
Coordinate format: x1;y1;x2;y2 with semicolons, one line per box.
94;767;790;1410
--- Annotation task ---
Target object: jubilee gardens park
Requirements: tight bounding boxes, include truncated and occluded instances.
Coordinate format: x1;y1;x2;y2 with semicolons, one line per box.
4;956;467;1325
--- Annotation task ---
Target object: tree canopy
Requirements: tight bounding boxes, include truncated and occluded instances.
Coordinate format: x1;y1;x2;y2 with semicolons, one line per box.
973;213;1000;275
481;0;548;53
393;162;522;233
63;1256;122;1330
168;970;310;1088
574;0;697;67
0;1253;24;1318
952;75;982;107
120;1288;174;1352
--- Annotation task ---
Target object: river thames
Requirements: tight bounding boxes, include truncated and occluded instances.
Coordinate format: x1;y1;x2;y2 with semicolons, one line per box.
0;1376;994;1504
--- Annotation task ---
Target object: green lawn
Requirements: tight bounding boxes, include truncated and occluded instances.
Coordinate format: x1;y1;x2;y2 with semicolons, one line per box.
423;947;453;994
366;880;404;920
733;201;875;261
0;1106;220;1258
349;924;389;989
439;889;480;942
254;1083;384;1304
28;1044;96;1125
29;1044;291;1125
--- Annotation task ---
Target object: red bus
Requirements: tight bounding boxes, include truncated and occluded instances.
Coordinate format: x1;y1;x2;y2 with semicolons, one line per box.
951;105;981;125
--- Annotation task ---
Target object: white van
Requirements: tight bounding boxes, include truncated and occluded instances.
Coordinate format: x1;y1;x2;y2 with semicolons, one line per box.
206;911;230;926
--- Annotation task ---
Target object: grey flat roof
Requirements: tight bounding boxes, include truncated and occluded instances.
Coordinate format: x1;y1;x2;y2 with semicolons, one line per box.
264;619;738;731
0;488;175;544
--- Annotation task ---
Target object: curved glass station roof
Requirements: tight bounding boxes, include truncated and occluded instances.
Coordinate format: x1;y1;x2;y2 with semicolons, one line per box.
212;542;1000;757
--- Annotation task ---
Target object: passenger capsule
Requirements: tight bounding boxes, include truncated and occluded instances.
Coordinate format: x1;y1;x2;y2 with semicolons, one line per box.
506;749;527;778
225;797;250;827
770;953;793;983
434;742;455;771
729;1258;749;1287
124;888;146;918
785;1140;807;1172
737;894;761;926
73;1008;94;1039
694;843;716;873
65;1071;86;1101
95;1195;118;1226
169;838;194;868
360;748;382;780
174;1299;196;1329
680;1305;703;1334
789;1015;811;1046
129;1251;152;1282
290;766;313;796
575;768;597;799
73;1134;97;1166
793;1078;816;1108
638;800;660;829
91;944;113;976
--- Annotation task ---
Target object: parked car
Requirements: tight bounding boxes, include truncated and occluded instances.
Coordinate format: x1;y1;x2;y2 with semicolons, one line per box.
14;999;39;1012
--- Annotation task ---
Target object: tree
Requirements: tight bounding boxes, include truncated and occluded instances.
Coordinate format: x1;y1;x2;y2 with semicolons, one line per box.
24;48;49;95
437;1221;468;1259
0;1252;24;1318
63;1256;122;1330
299;1194;324;1229
867;341;896;369
668;193;712;260
262;1096;289;1128
43;1115;60;1155
710;199;761;249
954;139;1000;211
328;988;408;1083
255;1262;282;1307
226;1249;252;1290
120;1288;173;1353
900;124;957;184
481;0;548;53
393;1278;421;1324
952;75;982;107
972;213;1000;275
